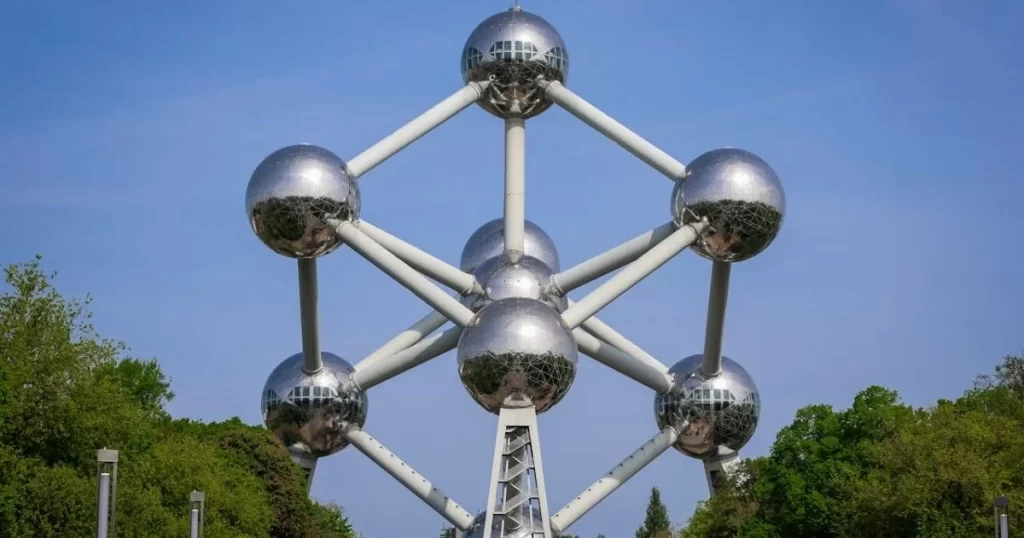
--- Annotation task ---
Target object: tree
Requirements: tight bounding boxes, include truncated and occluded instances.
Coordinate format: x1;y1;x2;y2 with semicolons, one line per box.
635;487;672;538
678;358;1024;538
0;257;356;537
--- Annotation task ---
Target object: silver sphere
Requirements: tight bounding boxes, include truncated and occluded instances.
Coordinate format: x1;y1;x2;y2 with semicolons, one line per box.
261;351;368;458
654;354;760;460
671;148;785;263
461;252;567;313
457;297;578;414
461;7;569;119
463;507;545;538
460;218;560;274
246;144;361;258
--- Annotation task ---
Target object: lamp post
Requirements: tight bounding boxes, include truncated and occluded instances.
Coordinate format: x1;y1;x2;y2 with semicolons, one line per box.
995;496;1010;538
95;448;119;538
189;491;205;538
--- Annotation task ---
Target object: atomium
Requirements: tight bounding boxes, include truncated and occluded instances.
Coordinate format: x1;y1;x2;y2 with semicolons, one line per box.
654;354;760;460
246;144;361;258
462;6;569;119
261;351;368;458
671;148;785;263
460;218;561;274
238;5;788;537
457;297;578;414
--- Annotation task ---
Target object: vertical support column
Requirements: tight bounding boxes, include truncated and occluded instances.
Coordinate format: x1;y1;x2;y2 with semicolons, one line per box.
702;447;740;497
503;118;526;257
96;448;119;538
297;258;323;374
701;261;731;377
484;405;552;538
288;445;318;495
189;491;205;538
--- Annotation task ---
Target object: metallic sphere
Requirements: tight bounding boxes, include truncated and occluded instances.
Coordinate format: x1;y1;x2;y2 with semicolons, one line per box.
654;354;760;460
261;351;368;459
461;252;567;313
671;148;785;263
460;218;560;274
457;297;578;414
246;144;361;258
461;7;569;119
463;507;545;538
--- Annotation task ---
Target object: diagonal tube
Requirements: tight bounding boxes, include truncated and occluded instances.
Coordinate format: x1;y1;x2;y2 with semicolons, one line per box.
356;220;480;295
572;301;668;374
541;80;685;182
549;427;678;533
349;326;461;391
561;221;707;330
357;310;450;368
332;221;476;327
346;81;489;179
344;427;476;531
549;221;676;295
573;329;673;394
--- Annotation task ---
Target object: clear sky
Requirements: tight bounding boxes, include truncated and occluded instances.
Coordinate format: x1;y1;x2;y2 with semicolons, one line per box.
1;0;1022;536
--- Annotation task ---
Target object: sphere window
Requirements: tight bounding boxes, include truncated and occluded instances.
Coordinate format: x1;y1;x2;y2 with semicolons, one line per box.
489;40;538;62
462;47;483;73
545;46;567;71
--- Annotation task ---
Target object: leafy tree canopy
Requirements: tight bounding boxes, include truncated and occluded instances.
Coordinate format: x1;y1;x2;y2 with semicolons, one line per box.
680;355;1024;538
0;256;357;537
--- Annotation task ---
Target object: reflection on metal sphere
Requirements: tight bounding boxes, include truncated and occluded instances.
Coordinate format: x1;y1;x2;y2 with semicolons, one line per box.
654;354;760;460
461;252;567;313
461;7;569;119
246;144;361;258
460;218;560;274
458;298;578;415
261;351;368;458
671;148;785;263
463;506;545;538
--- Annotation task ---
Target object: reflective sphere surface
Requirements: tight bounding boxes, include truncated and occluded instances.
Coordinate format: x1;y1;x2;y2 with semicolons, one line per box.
460;218;560;274
461;252;567;313
261;351;368;458
246;144;361;258
458;298;578;414
671;148;785;262
463;506;545;538
654;354;760;460
461;7;569;118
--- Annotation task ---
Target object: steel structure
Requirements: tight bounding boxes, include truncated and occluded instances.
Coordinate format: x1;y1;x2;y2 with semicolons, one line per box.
246;6;786;538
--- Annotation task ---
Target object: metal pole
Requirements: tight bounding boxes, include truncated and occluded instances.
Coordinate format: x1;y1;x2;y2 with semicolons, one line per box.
561;221;706;329
701;261;731;377
333;221;476;327
297;258;322;374
97;472;110;538
349;326;462;391
356;221;480;294
189;509;199;538
504;117;526;255
347;82;489;178
355;310;450;369
541;80;685;182
549;427;678;533
343;427;476;531
573;301;668;374
573;328;673;394
549;221;676;295
190;491;205;538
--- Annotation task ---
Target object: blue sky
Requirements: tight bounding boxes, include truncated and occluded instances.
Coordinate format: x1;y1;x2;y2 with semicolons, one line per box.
1;0;1022;536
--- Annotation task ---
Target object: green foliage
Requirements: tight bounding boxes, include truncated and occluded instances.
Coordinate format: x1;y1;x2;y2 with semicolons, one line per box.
0;257;356;537
679;358;1024;538
636;487;672;538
